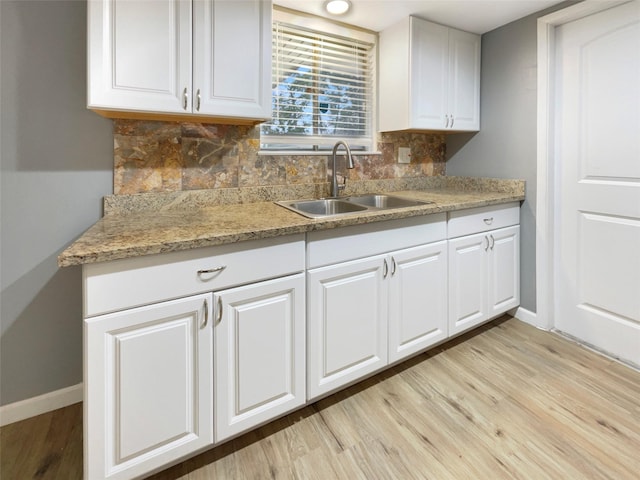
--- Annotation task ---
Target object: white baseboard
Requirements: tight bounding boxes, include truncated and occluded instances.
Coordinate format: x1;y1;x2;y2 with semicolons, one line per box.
510;306;544;329
0;383;83;427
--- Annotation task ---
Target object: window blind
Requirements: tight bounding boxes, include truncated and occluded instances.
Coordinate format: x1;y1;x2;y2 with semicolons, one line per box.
261;20;375;151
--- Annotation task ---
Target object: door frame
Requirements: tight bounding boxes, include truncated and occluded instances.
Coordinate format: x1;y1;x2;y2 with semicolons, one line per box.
535;0;632;329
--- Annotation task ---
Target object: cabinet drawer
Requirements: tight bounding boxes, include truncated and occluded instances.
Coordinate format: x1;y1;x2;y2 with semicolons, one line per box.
447;203;519;238
83;234;305;317
307;214;446;269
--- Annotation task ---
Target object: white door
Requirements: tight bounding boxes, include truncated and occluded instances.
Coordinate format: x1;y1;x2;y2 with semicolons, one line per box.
307;255;388;400
554;0;640;365
214;274;305;442
84;293;213;480
388;242;448;363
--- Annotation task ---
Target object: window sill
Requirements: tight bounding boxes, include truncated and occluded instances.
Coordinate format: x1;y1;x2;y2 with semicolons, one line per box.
258;150;382;157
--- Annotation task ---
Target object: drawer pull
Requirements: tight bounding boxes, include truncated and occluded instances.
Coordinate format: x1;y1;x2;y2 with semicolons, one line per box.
383;259;389;278
489;234;495;250
391;257;397;276
484;236;490;251
197;266;227;276
483;217;494;225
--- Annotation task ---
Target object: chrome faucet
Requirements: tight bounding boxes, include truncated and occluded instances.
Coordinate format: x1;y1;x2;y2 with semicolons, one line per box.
330;141;355;197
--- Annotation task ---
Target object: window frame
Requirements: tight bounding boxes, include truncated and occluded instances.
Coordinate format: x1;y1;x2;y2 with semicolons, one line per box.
260;8;378;155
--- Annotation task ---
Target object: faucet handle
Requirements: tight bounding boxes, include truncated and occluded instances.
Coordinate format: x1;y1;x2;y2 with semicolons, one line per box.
336;174;347;191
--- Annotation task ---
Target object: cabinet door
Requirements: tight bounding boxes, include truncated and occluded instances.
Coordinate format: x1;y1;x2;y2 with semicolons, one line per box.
388;242;448;363
214;274;305;442
85;293;213;480
488;225;520;316
87;0;192;113
193;0;272;120
448;232;489;335
410;18;449;129
448;28;481;131
307;256;388;400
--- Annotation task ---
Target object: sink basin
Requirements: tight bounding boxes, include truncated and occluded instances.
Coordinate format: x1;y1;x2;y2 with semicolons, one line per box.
346;194;431;209
277;199;368;218
276;194;433;218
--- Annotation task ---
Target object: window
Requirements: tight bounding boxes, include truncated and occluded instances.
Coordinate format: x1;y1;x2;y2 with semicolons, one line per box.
260;10;376;152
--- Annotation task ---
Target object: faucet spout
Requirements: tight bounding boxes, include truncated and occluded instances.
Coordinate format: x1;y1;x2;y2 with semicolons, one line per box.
330;141;355;197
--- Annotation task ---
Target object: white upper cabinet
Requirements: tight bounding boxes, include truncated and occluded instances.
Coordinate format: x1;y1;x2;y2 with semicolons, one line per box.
87;0;272;122
192;0;271;119
379;16;480;132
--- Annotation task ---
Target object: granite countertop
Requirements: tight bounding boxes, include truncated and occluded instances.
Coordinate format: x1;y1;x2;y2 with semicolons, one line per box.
58;177;525;267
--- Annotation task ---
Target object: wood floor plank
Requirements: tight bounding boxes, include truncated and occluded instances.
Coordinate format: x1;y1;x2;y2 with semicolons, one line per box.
2;317;639;480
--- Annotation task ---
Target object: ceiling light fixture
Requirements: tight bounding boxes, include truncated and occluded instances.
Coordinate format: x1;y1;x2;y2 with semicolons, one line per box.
324;0;351;15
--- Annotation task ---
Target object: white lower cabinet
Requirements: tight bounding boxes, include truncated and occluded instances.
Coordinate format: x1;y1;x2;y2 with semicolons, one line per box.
83;235;305;479
84;293;214;480
448;205;520;336
307;241;449;400
307;255;389;400
214;273;306;442
81;206;521;478
306;215;449;401
388;242;448;364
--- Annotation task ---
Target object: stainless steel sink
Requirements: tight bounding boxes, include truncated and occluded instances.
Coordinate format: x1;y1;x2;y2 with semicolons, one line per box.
346;194;430;209
276;194;433;219
276;199;368;218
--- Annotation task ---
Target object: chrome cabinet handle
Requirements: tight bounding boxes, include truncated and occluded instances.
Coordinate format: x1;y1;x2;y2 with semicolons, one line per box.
182;87;188;110
483;217;494;225
445;115;450;128
197;265;226;276
216;297;223;325
391;257;397;276
202;299;209;328
484;236;490;251
383;259;389;278
196;88;201;111
450;115;454;128
490;234;495;250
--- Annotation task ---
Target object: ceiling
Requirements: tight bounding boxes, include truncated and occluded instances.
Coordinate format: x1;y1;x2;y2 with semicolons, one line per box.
273;0;566;34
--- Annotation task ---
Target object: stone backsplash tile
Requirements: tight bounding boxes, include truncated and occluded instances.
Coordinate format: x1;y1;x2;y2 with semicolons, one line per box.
112;119;446;194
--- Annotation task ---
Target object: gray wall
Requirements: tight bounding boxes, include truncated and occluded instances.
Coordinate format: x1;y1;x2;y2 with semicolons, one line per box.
446;2;576;313
1;1;113;406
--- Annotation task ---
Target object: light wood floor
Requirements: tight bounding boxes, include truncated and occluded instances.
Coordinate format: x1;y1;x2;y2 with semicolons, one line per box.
2;316;639;479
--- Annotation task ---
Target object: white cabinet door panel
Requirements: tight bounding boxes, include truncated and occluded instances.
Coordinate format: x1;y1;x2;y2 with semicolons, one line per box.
448;232;488;335
193;0;271;119
85;293;213;480
215;274;305;442
410;19;449;129
307;256;388;400
88;0;192;112
489;226;520;316
389;242;448;363
448;28;481;131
